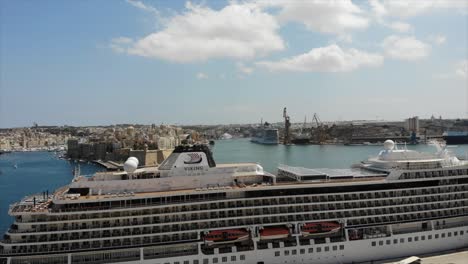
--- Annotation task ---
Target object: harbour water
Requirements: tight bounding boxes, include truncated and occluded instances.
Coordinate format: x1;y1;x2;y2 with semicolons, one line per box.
1;138;468;234
0;152;104;233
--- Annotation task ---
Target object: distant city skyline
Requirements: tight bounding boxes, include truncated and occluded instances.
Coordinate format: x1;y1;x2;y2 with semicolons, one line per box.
1;0;467;128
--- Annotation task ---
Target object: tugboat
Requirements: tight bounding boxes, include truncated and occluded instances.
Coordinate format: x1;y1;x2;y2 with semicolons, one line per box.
204;229;249;245
301;221;341;237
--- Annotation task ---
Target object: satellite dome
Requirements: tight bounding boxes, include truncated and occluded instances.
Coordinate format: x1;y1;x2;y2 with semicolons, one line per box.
383;140;395;151
124;157;139;173
128;157;138;163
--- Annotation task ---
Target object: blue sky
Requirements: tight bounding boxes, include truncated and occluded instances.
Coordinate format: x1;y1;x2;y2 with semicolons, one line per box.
0;0;467;128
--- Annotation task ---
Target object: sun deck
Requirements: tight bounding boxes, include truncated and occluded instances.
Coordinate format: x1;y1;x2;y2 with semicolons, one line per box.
277;164;387;182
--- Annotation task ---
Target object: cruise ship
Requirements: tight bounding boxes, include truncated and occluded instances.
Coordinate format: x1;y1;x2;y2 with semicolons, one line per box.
1;141;468;264
251;123;279;145
443;131;468;145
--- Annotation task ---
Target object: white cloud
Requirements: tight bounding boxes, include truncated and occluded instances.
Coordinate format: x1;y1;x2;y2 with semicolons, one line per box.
237;62;254;75
196;72;208;79
456;60;468;79
387;21;412;33
257;0;368;35
118;2;284;63
382;35;431;61
370;0;468;18
126;0;159;15
110;37;134;53
428;34;447;45
433;60;468;80
256;44;383;72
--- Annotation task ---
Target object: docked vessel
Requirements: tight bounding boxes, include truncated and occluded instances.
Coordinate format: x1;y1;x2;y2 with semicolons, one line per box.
291;117;310;145
443;131;468;145
290;134;310;145
251;122;279;145
1;141;468;264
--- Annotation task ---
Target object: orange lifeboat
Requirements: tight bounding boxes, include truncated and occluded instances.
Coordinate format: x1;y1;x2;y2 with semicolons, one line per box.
204;229;249;245
301;221;341;237
260;226;290;240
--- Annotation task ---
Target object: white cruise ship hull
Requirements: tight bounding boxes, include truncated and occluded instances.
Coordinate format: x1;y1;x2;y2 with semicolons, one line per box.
119;226;468;264
115;226;467;264
8;225;464;264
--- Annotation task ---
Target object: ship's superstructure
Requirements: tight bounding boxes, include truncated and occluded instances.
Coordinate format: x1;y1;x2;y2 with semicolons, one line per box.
251;123;279;145
1;141;468;264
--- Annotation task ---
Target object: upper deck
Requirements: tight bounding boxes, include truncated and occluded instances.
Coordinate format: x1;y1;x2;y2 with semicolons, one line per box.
8;141;468;215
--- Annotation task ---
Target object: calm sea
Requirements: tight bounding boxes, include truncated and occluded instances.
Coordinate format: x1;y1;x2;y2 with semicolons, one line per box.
1;139;467;233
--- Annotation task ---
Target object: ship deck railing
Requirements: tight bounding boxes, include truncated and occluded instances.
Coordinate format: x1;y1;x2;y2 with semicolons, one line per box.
0;237;200;257
11;183;467;221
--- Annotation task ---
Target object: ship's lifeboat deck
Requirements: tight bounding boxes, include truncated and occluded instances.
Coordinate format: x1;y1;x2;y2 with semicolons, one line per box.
301;221;341;237
204;229;249;245
260;226;290;240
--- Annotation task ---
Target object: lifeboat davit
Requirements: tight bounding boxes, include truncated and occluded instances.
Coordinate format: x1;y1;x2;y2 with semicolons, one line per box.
301;221;341;237
204;229;249;245
260;226;290;240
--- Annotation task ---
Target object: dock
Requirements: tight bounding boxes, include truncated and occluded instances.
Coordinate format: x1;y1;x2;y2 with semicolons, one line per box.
381;248;468;264
419;250;468;263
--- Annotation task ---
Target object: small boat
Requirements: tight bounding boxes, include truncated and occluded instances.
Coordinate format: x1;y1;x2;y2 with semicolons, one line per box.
204;229;249;245
301;221;341;237
13;163;18;169
260;226;290;240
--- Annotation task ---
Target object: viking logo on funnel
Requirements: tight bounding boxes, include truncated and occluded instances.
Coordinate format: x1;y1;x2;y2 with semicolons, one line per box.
184;153;203;164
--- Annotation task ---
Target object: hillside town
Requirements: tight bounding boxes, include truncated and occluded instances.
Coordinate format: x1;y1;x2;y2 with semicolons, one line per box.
1;117;467;168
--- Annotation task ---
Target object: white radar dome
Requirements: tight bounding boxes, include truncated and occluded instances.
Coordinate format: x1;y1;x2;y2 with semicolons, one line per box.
128;157;138;163
124;157;139;173
383;140;395;151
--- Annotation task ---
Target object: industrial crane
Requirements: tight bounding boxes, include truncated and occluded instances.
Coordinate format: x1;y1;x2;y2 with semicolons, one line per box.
283;107;291;145
311;113;326;144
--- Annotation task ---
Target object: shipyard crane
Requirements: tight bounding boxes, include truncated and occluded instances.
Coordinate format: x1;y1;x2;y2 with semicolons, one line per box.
283;107;291;145
312;113;322;128
311;113;326;144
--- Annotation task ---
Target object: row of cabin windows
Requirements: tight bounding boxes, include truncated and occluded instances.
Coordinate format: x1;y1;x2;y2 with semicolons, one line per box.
400;169;468;180
160;254;246;264
26;183;468;231
371;230;466;247
53;179;455;214
14;203;468;245
275;244;345;257
26;182;468;224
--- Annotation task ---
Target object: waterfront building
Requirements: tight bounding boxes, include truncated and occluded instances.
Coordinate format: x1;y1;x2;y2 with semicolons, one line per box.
406;116;420;135
67;139;79;159
94;143;108;161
